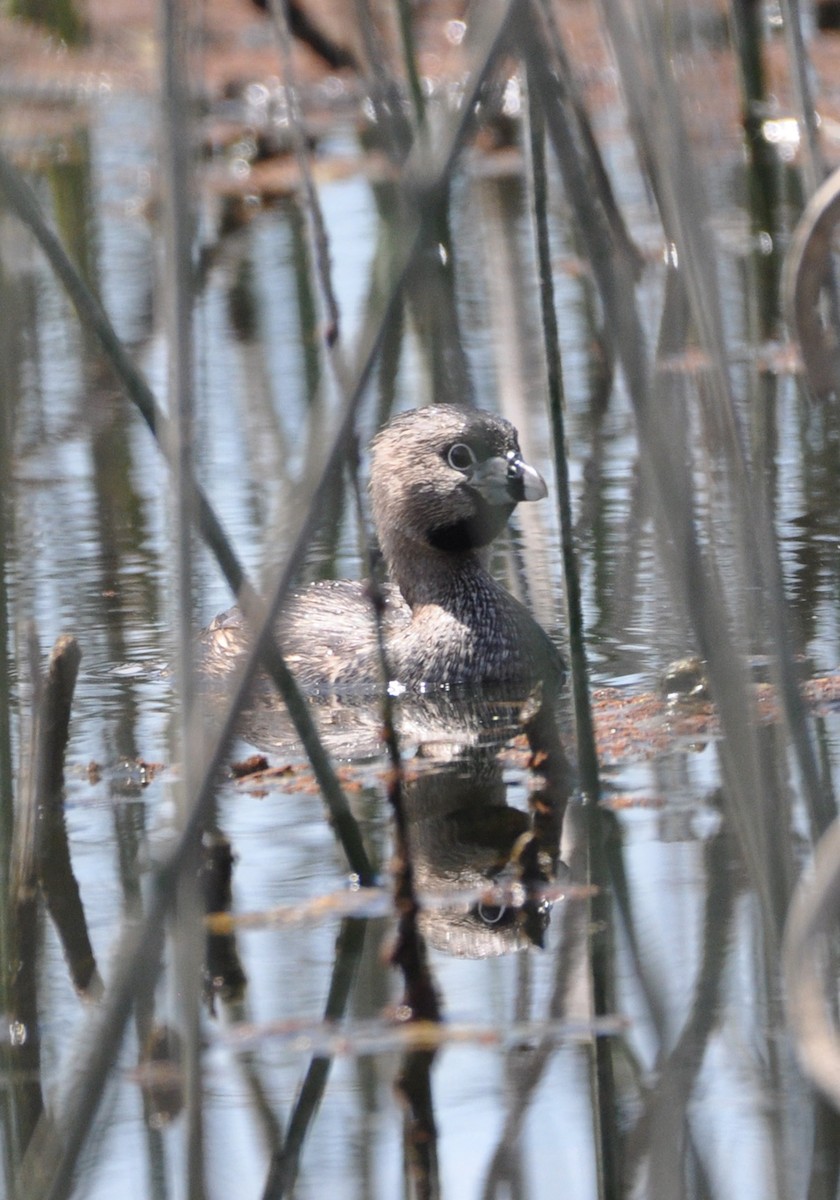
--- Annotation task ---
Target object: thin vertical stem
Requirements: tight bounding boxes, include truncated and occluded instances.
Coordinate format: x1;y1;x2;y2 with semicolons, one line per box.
268;0;341;344
159;0;204;1196
524;76;599;805
778;0;825;196
0;216;18;1197
524;64;618;1200
395;0;426;132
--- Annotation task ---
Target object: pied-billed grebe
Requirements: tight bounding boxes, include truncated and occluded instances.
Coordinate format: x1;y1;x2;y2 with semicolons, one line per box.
206;405;563;692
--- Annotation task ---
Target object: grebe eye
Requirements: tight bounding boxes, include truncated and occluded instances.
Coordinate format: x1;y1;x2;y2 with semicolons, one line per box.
447;442;476;471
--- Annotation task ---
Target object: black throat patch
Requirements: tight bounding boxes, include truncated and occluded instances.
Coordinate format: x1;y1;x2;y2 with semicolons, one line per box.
427;502;514;552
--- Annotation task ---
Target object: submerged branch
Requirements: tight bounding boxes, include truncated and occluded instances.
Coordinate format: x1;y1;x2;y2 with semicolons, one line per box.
10;633;100;1000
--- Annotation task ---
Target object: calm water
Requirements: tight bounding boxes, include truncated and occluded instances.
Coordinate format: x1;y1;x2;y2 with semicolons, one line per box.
3;14;840;1200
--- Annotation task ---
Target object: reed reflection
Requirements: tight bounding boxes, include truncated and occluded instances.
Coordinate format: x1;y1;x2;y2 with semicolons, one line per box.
236;682;573;960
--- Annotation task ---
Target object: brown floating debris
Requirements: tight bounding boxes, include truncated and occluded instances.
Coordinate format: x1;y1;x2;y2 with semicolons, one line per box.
230;752;270;778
